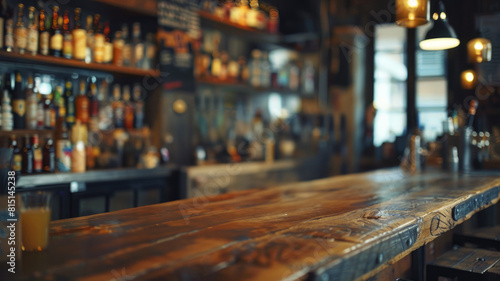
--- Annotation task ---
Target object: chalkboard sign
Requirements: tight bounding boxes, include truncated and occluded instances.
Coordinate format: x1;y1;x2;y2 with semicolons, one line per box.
478;14;500;86
158;0;200;92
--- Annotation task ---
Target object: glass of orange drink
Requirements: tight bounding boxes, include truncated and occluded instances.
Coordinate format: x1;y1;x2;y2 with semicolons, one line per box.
20;192;52;252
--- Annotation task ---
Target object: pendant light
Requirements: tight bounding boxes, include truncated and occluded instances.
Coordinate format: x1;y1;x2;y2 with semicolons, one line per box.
419;1;460;51
396;0;429;28
461;70;477;89
467;0;492;63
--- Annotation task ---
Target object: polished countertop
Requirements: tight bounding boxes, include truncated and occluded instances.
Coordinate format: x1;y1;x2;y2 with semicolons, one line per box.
4;168;500;281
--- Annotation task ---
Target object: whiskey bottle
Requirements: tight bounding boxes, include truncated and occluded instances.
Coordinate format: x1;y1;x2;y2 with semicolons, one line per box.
9;135;22;173
39;9;49;55
62;10;73;59
112;84;124;128
103;21;113;64
112;31;124;66
123;85;134;130
4;17;13;52
25;75;38;129
85;15;94;63
14;3;27;54
26;6;38;55
0;0;5;49
143;33;157;70
93;15;104;63
54;85;65;119
12;71;26;129
72;8;86;61
32;134;42;173
49;6;63;57
56;119;71;172
75;79;89;124
43;137;55;173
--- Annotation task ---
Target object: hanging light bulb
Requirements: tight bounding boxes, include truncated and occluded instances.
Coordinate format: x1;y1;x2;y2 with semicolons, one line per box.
396;0;429;28
461;70;477;90
420;1;460;51
467;37;492;63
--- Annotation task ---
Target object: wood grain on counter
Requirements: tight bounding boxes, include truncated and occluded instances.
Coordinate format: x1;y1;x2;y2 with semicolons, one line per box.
4;169;500;281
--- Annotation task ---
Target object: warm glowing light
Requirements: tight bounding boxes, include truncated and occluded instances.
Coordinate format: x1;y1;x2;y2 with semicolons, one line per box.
408;0;418;8
474;42;484;50
468;38;492;63
420;38;460;51
433;13;439;20
440;12;446;20
465;72;474;82
461;70;477;90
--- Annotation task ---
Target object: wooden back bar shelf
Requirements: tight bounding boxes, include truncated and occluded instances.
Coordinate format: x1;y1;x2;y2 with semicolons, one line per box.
3;168;499;280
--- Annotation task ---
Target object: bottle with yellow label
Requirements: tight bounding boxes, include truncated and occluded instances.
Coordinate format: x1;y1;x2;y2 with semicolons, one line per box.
93;15;105;63
49;6;62;57
12;72;26;129
72;8;86;61
25;75;37;130
32;134;43;173
14;4;28;54
26;6;38;56
9;136;22;173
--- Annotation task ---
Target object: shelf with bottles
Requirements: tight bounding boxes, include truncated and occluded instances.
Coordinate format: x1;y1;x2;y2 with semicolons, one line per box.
198;10;282;47
1;1;159;78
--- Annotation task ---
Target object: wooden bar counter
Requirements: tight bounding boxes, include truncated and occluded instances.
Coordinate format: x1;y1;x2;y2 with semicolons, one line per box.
4;168;500;281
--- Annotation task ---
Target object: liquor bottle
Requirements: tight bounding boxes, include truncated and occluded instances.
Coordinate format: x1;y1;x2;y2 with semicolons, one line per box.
14;4;27;54
246;0;259;28
49;6;62;57
121;24;132;66
64;80;75;130
43;137;55;173
302;60;315;94
9;135;22;173
133;84;144;129
0;0;5;49
112;84;124;128
39;9;49;55
103;21;113;64
93;15;104;63
239;0;249;26
123;85;134;130
54;85;65;119
1;74;12;131
26;6;38;55
75;79;89;124
71;120;86;173
4;17;13;52
289;57;300;91
132;22;144;68
230;0;241;23
62;10;73;59
32;134;42;173
211;51;222;78
249;49;261;87
43;92;55;129
25;75;38;129
97;80;112;131
85;15;94;63
56;119;71;172
12;71;26;129
88;77;99;132
36;80;44;129
143;33;157;70
21;136;33;174
72;8;86;61
112;31;124;66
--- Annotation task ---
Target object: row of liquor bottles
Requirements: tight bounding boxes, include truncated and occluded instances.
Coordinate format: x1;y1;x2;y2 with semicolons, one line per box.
0;2;157;69
1;71;146;132
7;123;160;175
200;0;279;33
196;48;315;93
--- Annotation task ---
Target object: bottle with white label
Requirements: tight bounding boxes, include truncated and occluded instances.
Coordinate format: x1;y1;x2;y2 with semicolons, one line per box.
39;9;49;55
25;75;38;130
122;24;132;67
2;74;13;131
26;6;38;55
14;3;27;54
93;15;105;63
72;8;86;61
49;6;63;57
4;18;13;52
85;15;94;63
132;22;144;68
